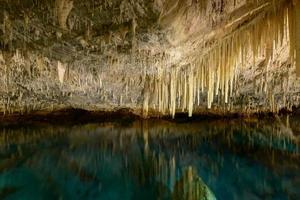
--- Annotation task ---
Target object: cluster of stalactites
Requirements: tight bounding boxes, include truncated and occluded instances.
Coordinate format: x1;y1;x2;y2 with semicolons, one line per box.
143;0;299;118
142;58;237;118
288;0;300;77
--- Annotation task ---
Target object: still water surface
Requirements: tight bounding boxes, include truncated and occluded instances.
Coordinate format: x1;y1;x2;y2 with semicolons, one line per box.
0;118;299;200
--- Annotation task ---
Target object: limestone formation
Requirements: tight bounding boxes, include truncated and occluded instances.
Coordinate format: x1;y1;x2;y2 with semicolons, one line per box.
0;0;300;117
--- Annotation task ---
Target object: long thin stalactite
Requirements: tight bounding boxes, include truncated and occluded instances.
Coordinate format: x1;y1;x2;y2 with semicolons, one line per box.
143;0;300;118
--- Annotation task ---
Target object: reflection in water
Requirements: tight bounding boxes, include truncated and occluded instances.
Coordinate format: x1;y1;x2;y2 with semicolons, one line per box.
0;117;299;200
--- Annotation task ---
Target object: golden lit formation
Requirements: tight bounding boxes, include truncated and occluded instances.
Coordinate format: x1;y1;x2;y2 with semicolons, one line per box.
0;0;300;117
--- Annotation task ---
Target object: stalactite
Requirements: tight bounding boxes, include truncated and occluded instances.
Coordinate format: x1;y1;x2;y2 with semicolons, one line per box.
131;18;137;50
142;76;150;118
55;0;74;31
9;0;299;117
57;61;66;84
177;73;181;107
295;1;300;77
188;65;194;117
197;75;200;106
182;71;187;112
169;67;177;118
120;95;123;105
2;11;13;49
201;64;204;92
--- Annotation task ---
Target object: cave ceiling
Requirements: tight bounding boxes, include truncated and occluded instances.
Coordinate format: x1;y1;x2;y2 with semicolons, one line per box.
0;0;300;117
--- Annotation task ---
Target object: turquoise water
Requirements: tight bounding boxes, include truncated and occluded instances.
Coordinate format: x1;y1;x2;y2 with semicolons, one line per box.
0;119;299;200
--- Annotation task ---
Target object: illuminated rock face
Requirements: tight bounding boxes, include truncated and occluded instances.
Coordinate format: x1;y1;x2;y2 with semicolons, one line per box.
0;0;300;117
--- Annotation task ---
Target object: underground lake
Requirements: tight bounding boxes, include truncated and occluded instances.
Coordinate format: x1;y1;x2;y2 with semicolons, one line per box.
0;116;299;200
2;0;300;199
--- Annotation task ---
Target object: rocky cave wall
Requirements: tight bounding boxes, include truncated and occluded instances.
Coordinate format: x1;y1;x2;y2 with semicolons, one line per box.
0;0;300;118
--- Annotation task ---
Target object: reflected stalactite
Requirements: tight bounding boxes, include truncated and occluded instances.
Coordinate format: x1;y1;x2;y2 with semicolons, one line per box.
0;118;299;199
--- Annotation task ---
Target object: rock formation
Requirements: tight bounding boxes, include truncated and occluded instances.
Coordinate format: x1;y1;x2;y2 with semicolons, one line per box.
0;0;300;118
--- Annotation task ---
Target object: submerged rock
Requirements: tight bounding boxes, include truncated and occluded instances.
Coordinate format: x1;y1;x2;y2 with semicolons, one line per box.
173;166;216;200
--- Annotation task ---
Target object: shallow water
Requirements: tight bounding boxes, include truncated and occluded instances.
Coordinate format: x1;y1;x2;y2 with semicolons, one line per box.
0;118;299;200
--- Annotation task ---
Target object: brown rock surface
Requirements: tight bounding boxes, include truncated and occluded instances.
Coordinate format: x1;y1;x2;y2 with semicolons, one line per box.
0;0;300;118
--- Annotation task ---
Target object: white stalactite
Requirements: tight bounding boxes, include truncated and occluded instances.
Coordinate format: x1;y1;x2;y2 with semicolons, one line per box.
57;61;66;84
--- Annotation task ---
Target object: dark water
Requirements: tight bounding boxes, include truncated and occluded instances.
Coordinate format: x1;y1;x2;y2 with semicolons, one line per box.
0;117;299;200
